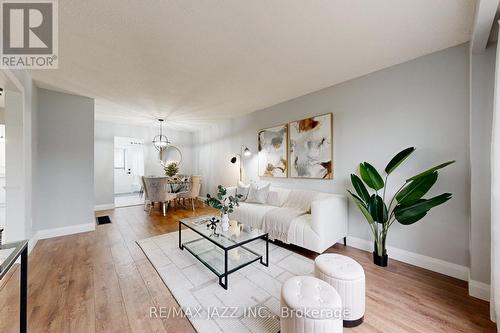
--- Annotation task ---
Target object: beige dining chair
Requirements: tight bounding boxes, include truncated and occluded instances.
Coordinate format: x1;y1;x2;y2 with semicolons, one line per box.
176;176;202;211
142;176;177;216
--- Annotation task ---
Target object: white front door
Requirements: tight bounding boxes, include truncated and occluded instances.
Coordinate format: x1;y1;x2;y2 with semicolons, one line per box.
114;137;144;195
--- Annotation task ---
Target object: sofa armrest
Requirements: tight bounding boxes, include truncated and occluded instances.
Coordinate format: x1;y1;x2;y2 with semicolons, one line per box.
311;195;348;243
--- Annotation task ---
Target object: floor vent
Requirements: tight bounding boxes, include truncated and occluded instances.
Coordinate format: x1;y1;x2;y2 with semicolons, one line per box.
97;216;112;225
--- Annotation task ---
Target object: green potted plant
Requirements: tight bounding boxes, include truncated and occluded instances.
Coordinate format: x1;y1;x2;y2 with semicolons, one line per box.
347;147;454;266
164;162;179;177
205;185;242;232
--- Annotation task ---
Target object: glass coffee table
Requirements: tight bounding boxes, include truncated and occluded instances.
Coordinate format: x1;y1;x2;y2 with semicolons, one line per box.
0;240;28;333
179;215;269;289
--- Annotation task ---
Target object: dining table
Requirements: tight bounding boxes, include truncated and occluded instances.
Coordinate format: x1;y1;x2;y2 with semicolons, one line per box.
165;179;190;193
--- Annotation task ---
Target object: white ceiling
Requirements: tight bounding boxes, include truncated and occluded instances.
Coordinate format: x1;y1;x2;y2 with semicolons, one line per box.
31;0;476;131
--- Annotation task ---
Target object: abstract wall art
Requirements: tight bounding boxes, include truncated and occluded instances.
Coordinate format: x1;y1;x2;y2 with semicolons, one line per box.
258;124;288;177
289;113;333;179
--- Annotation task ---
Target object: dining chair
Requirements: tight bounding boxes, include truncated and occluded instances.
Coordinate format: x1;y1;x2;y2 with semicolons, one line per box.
176;175;202;211
141;176;150;212
142;176;177;216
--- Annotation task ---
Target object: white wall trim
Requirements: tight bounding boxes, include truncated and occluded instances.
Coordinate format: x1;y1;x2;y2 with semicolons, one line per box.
469;279;491;301
94;203;115;211
1;69;29;243
28;235;38;254
27;222;94;256
347;236;470;281
34;222;95;240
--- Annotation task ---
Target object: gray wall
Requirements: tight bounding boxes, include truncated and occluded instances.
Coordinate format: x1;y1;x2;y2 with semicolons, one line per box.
469;44;496;284
94;121;195;206
195;44;470;267
34;88;95;230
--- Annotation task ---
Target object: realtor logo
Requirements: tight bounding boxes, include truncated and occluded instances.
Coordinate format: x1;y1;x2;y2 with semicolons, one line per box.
1;0;58;68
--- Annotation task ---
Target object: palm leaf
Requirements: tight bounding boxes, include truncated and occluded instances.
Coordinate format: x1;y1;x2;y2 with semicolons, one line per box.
359;163;384;191
394;193;452;222
385;147;415;174
407;161;455;182
367;194;388;223
396;211;428;225
347;190;375;225
351;174;370;203
396;171;438;205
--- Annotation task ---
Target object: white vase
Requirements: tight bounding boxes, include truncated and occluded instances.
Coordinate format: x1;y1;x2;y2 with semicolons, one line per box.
221;213;230;232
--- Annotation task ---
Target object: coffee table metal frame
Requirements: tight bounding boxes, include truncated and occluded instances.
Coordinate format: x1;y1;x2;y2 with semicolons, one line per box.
178;219;269;289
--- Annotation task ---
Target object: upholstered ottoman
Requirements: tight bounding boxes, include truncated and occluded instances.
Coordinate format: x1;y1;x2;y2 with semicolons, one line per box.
314;254;365;327
280;276;343;333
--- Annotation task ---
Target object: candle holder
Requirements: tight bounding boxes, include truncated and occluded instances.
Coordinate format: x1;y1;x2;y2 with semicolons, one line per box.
206;217;220;237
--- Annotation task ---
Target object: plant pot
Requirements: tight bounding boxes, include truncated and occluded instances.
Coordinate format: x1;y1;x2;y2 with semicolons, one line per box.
372;251;388;267
221;213;230;232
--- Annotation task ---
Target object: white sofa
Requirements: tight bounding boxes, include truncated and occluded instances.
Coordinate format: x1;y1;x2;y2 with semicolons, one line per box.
227;186;348;253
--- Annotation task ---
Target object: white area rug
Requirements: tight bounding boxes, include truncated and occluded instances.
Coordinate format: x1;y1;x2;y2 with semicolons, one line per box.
138;229;315;333
0;248;14;264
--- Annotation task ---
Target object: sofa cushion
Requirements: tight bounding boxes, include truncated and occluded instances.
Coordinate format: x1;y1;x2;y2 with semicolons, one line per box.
229;202;275;229
246;183;270;204
283;189;317;212
267;187;291;207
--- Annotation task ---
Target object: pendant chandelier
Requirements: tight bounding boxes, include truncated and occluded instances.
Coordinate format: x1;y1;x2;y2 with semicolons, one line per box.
152;119;170;151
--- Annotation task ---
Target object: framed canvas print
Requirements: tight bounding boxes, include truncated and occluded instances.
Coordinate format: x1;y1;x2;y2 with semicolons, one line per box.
289;113;333;179
258;124;288;177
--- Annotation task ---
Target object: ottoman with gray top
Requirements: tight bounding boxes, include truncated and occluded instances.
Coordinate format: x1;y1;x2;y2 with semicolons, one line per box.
314;253;365;327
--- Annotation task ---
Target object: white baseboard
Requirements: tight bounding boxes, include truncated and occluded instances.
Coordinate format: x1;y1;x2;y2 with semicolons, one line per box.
34;222;96;241
346;236;469;281
469;280;490;301
94;203;115;211
28;235;38;254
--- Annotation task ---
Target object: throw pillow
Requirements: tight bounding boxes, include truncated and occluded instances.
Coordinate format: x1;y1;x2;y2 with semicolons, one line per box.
246;183;270;204
236;181;250;201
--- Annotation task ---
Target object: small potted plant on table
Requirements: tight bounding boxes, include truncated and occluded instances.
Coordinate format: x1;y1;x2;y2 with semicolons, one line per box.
164;162;179;177
205;185;242;232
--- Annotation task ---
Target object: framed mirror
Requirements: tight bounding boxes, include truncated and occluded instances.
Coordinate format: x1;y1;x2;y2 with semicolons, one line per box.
159;145;182;167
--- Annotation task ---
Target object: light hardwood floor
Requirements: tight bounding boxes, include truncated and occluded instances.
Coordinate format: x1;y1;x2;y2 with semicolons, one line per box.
0;204;496;332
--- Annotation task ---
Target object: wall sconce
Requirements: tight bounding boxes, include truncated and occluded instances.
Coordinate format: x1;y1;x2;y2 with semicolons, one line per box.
230;145;251;181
